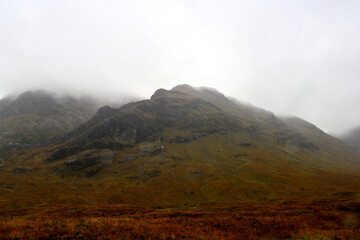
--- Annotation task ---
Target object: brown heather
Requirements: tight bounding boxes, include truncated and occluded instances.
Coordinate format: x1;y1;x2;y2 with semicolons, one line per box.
0;201;359;239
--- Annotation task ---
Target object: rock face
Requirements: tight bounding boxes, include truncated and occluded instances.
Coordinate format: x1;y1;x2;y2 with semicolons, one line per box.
51;85;323;158
0;90;101;151
54;88;237;157
47;85;327;168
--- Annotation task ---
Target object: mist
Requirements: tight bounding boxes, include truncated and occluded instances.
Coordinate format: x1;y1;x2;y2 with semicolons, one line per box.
0;0;359;134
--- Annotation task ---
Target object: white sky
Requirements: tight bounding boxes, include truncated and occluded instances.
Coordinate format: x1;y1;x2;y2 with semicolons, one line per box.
0;0;359;134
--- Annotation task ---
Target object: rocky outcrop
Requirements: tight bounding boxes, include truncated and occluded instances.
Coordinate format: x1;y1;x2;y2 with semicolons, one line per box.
45;86;320;164
64;157;100;171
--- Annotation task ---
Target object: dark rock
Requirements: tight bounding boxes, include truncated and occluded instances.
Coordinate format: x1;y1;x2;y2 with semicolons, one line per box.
88;140;123;150
189;170;202;175
234;153;247;157
167;134;204;143
238;143;251;147
143;169;162;182
64;157;100;170
169;156;183;161
338;206;350;211
352;205;360;213
47;145;82;161
0;164;6;168
47;139;122;162
86;167;103;177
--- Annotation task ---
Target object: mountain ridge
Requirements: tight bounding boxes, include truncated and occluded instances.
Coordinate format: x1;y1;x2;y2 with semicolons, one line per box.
0;84;359;209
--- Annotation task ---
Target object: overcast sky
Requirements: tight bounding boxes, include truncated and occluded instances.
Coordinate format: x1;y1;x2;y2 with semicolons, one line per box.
0;0;359;134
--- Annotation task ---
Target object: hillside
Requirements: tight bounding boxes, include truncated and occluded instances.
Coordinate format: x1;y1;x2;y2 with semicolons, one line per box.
340;126;360;151
0;85;359;210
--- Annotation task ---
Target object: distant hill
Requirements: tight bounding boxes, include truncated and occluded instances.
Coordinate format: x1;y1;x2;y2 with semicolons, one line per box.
0;84;359;209
340;126;360;151
0;90;101;151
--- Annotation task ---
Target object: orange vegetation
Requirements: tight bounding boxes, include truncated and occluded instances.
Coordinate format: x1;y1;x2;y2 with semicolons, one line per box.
0;200;359;239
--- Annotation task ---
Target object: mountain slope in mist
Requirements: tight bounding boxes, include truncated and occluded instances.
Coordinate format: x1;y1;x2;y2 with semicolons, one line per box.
0;90;101;151
0;84;359;209
340;126;360;151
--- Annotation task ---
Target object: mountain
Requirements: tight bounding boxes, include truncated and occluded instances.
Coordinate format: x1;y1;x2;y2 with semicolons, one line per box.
0;90;101;152
0;84;360;209
340;126;360;151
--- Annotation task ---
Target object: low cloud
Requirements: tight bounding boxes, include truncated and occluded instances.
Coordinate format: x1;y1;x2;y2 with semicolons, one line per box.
0;0;359;134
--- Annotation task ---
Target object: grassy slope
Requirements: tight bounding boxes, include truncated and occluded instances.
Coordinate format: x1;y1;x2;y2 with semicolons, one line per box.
1;130;360;209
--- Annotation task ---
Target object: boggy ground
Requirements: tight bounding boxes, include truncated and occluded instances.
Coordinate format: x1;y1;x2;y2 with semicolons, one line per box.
0;200;359;239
